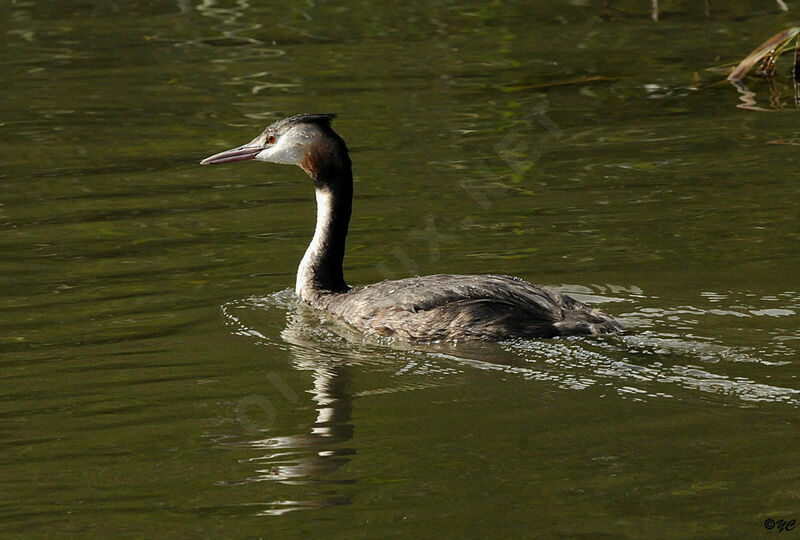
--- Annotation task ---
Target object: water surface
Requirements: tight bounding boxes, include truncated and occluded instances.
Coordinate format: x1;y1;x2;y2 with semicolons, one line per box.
1;1;799;537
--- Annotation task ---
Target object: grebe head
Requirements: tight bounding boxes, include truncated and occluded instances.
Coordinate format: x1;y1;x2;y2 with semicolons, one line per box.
200;113;350;190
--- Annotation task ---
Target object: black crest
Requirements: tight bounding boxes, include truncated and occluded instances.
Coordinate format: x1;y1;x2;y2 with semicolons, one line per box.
271;113;337;132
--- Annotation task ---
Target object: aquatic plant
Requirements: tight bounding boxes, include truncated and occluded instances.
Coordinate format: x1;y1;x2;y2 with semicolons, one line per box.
727;27;800;81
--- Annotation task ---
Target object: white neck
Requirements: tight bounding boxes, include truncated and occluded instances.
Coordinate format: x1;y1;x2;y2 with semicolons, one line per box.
296;189;335;302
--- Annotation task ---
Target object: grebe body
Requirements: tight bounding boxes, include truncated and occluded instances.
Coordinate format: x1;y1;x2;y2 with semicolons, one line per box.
201;114;622;341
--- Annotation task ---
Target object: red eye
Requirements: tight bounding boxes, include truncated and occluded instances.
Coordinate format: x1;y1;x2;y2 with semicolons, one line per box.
267;135;276;144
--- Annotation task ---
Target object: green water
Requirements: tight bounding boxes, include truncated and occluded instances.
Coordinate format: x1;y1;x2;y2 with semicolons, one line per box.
2;1;799;537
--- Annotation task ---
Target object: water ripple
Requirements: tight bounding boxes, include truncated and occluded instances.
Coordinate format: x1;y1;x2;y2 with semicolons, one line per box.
220;285;800;407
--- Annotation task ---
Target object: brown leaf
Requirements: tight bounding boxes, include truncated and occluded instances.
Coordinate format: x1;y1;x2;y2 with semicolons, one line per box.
728;27;800;81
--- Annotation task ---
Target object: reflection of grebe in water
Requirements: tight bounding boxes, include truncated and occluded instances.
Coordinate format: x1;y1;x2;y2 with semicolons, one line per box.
202;114;622;341
219;308;356;515
241;364;353;487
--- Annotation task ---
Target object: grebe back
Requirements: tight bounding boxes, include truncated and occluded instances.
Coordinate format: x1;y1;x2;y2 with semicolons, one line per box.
201;114;622;341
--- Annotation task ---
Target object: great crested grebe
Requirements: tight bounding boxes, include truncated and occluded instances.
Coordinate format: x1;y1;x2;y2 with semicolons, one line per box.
201;114;623;341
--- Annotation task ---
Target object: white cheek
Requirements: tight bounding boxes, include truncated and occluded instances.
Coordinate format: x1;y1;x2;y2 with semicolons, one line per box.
256;139;304;165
